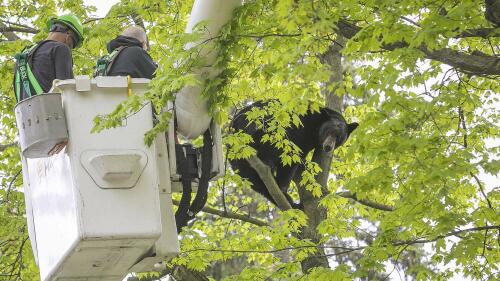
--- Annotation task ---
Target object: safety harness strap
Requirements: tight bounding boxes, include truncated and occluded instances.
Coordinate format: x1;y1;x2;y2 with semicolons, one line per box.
14;70;21;102
27;63;43;95
14;43;44;102
94;46;127;77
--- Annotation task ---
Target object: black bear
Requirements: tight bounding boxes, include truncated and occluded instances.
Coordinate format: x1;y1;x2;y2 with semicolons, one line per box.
230;101;358;208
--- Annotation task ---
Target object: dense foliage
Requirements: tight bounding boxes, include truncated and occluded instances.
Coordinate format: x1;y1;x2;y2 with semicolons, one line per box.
1;0;498;280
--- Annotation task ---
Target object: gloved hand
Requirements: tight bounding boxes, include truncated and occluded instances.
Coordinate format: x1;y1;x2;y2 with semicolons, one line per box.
48;141;68;155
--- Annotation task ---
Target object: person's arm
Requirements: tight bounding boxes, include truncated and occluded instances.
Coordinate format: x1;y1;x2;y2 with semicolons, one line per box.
142;52;158;79
53;44;74;80
129;47;157;79
49;43;73;155
107;47;157;79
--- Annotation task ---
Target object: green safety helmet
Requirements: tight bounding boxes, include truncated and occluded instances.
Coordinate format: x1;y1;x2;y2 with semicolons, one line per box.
47;14;84;48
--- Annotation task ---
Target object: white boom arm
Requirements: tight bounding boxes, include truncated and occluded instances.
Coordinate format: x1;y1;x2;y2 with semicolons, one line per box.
175;0;242;139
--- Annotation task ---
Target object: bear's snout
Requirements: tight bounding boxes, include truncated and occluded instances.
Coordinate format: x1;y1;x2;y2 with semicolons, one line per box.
322;135;337;153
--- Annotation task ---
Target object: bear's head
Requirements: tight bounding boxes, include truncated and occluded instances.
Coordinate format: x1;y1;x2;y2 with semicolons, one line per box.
318;108;358;153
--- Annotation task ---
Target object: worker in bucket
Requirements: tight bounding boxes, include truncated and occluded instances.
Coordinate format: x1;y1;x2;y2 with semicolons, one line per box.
13;14;84;102
94;26;157;79
13;14;84;155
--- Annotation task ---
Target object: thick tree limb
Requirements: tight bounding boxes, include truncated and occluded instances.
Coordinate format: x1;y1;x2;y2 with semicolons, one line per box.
172;199;269;227
246;156;292;211
419;46;500;76
336;191;395;212
456;28;500;38
0;26;39;34
0;22;20;41
485;0;500;27
336;20;500;75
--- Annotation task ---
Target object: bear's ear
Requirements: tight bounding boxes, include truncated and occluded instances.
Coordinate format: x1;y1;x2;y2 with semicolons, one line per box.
347;122;359;135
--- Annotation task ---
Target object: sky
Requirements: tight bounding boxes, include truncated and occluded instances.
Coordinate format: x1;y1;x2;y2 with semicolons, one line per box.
84;0;119;17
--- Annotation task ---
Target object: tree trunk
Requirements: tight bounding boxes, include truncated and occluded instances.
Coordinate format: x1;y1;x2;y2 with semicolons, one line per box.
298;36;345;273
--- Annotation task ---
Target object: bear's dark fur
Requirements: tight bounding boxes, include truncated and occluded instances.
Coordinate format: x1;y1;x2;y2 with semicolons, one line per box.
230;101;358;208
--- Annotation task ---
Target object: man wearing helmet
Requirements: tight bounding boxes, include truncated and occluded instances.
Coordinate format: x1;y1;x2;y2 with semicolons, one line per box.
13;14;84;102
13;14;84;154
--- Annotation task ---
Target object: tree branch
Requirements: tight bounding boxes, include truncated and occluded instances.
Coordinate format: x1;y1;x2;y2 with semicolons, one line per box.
0;22;20;41
246;156;292;210
4;169;22;204
172;199;269;227
0;142;16;152
131;13;146;30
470;172;493;209
485;0;500;27
83;14;135;24
394;225;500;246
180;225;500;256
321;225;500;257
182;244;363;255
399;15;499;38
0;20;37;30
83;17;105;24
0;26;39;34
418;46;500;76
456;28;500;38
335;19;500;75
336;191;395;212
237;33;302;39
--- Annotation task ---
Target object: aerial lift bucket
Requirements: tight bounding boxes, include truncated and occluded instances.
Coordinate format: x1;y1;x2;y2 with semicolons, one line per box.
19;76;178;281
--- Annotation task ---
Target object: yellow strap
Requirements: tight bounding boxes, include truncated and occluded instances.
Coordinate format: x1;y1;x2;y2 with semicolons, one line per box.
127;75;132;97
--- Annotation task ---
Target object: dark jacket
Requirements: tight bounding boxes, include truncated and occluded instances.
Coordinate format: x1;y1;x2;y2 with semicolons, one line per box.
106;36;157;79
13;40;73;101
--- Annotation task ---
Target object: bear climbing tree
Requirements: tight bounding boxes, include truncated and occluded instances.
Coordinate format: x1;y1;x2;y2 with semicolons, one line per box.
230;100;358;209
